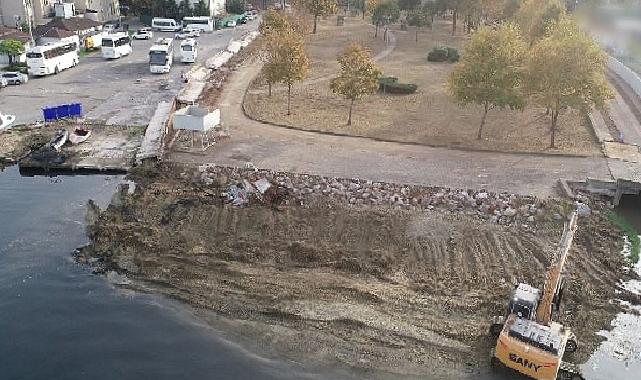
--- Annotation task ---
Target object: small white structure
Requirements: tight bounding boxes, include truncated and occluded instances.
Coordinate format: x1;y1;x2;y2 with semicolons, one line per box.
173;106;220;150
54;2;76;19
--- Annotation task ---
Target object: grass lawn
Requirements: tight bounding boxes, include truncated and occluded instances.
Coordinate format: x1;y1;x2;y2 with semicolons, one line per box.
244;15;602;156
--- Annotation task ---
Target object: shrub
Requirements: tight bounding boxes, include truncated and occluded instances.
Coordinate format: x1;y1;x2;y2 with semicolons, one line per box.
378;76;398;90
427;46;459;63
446;47;459;62
427;46;449;62
378;76;417;94
1;62;27;73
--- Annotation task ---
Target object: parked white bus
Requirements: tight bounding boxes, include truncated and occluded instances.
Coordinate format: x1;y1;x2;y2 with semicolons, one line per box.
182;16;214;32
151;18;181;32
180;38;198;63
26;41;79;76
149;38;174;73
101;33;132;59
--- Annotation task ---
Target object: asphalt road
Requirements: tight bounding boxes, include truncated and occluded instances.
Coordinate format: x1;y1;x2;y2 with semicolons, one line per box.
0;22;257;126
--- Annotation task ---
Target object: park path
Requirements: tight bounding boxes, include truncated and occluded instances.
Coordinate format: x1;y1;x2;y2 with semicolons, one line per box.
168;60;611;198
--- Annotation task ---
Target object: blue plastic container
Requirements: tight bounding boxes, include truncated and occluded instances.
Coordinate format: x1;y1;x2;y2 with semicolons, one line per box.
69;103;82;117
57;104;70;118
43;107;57;121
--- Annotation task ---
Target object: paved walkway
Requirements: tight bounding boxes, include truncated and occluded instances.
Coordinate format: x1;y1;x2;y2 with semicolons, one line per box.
168;61;611;198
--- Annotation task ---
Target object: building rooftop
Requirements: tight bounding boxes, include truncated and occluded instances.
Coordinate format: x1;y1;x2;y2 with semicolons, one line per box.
0;26;31;43
34;26;76;39
40;17;101;32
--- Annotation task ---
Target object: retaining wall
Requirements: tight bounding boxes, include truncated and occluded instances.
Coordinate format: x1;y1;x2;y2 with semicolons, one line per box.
609;56;641;100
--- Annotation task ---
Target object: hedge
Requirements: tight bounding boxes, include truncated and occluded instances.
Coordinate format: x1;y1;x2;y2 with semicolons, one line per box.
378;76;418;94
427;46;459;63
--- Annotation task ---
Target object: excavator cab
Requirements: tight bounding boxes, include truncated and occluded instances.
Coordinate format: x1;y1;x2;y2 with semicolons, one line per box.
507;283;541;320
490;283;541;336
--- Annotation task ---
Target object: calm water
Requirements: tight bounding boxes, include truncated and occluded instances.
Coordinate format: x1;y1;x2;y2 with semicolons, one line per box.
582;197;641;380
0;166;360;380
0;165;637;380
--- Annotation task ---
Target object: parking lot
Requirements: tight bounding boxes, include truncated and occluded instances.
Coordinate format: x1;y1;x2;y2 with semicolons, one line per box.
0;21;257;126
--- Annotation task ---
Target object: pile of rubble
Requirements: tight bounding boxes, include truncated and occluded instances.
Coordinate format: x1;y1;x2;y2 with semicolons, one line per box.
193;164;577;225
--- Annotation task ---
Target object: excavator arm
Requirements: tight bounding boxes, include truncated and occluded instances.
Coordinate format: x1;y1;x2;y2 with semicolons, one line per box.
535;210;579;325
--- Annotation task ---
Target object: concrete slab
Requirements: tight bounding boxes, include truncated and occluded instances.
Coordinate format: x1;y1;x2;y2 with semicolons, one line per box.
177;81;206;105
608;92;641;145
608;158;641;182
137;101;173;162
589;111;613;142
603;141;641;162
19;125;144;172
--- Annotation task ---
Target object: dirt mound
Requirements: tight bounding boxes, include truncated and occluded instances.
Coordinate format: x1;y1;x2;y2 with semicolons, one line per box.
78;167;636;377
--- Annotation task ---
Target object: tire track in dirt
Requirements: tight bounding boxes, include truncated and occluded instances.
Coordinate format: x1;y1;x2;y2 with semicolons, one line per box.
81;172;636;377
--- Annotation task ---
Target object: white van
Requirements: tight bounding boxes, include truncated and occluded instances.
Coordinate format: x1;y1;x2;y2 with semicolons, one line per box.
149;38;174;74
151;18;181;32
101;32;132;59
180;38;198;64
182;16;214;33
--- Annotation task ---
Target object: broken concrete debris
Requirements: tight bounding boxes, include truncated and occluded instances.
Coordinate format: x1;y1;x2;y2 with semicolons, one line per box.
197;165;568;226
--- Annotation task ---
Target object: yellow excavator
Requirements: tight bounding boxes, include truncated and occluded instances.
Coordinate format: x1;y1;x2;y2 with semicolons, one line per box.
489;210;584;380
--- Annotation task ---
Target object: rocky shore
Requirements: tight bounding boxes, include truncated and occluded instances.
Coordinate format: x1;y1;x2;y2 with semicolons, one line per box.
77;163;639;378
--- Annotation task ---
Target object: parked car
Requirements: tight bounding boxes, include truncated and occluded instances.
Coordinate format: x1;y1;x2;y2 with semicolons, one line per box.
183;26;201;37
239;17;248;25
0;77;7;88
132;28;153;40
175;31;190;39
104;24;117;32
1;72;28;85
226;20;237;27
176;28;200;39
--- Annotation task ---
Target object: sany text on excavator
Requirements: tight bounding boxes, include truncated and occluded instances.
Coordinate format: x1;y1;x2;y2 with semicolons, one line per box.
489;210;583;380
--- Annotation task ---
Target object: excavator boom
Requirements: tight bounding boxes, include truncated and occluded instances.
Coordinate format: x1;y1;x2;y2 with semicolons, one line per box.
535;211;579;325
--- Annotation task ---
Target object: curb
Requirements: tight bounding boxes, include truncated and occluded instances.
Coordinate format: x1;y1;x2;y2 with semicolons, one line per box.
240;92;597;160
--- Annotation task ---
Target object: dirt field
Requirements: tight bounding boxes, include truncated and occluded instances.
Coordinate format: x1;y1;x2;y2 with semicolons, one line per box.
243;16;601;156
77;164;638;378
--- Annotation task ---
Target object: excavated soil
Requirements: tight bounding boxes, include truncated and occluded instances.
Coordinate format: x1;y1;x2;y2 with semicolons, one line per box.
77;165;637;377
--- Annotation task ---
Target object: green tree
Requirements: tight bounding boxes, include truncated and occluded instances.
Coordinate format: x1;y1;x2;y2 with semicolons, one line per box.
525;17;613;148
179;0;193;18
515;0;565;46
163;0;179;19
0;39;25;65
226;0;245;14
502;0;521;19
304;0;338;34
260;9;294;34
407;8;431;42
330;43;382;125
194;0;210;16
372;1;400;38
271;32;310;115
398;0;421;11
357;0;379;20
448;23;526;140
259;10;297;97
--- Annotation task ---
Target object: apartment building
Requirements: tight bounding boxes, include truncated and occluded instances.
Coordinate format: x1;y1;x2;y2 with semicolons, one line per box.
0;0;119;27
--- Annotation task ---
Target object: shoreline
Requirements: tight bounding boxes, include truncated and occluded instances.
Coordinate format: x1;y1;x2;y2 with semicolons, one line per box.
75;163;640;378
